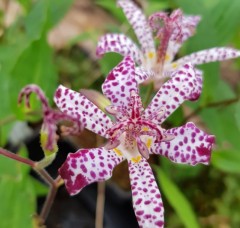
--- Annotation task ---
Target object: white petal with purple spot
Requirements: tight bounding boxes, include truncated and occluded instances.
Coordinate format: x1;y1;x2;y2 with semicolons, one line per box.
150;122;215;165
102;56;138;109
144;63;201;124
59;147;125;195
96;33;143;64
129;158;164;228
135;66;154;83
175;47;240;66
54;85;112;138
118;0;155;55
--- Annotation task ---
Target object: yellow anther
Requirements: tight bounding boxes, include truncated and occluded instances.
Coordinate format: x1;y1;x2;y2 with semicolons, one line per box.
171;62;178;68
113;148;123;156
147;52;155;59
131;155;142;163
146;138;152;149
142;126;149;131
165;54;170;61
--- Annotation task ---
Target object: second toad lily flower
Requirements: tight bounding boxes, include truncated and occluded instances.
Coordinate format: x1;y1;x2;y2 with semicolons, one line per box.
54;56;215;228
96;0;240;88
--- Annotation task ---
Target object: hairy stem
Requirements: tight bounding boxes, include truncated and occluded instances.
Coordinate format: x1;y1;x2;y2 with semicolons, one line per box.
34;169;62;225
39;183;57;223
0;148;35;167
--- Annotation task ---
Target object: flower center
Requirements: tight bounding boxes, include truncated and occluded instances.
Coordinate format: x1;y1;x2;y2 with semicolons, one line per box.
105;90;164;159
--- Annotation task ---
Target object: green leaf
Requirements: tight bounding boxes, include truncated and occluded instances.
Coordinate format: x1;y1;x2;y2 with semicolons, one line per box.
234;101;240;130
212;150;240;173
98;52;123;76
0;0;50;145
176;0;240;49
16;0;32;12
154;167;200;228
0;176;36;228
48;0;74;28
96;0;126;22
145;2;169;15
165;106;184;126
199;81;240;150
30;177;49;196
10;35;57;118
0;146;36;227
24;0;48;40
0;145;30;177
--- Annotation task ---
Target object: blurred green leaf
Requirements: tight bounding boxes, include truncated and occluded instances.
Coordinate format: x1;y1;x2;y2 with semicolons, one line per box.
199;80;240;150
16;0;32;12
234;101;240;130
145;1;169;15
96;0;126;22
10;35;57;118
98;52;123;76
0;146;36;227
24;0;48;40
0;177;35;228
176;0;240;50
48;0;74;28
0;0;73;144
212;150;240;173
0;0;50;145
68;31;98;47
160;157;203;181
165;106;184;126
30;177;48;196
154;167;200;228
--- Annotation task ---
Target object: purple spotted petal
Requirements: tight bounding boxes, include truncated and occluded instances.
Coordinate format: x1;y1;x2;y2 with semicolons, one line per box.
166;15;201;63
54;85;112;138
129;158;164;228
175;47;240;66
150;122;215;165
118;0;155;55
96;33;143;64
144;63;201;124
170;14;201;44
135;66;154;83
59;147;124;195
102;56;138;109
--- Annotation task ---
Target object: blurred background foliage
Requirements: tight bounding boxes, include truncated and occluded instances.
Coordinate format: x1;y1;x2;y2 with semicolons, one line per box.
0;0;240;227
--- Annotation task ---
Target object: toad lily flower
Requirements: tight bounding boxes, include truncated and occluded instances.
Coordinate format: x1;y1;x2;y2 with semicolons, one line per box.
54;57;214;227
18;85;82;165
96;0;240;88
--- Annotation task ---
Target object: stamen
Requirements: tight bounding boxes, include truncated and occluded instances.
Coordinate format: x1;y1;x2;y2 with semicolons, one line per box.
136;137;150;159
162;134;175;141
104;139;121;150
105;105;118;115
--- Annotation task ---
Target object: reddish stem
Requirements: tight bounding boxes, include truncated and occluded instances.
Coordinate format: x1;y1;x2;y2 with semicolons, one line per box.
0;148;36;167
